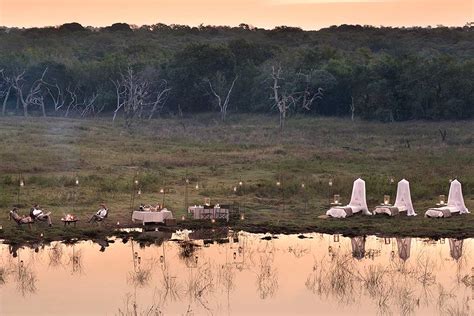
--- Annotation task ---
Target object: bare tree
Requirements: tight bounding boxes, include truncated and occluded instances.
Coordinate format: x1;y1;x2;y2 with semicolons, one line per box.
205;72;238;122
297;71;324;111
45;83;66;113
270;65;296;130
0;69;13;116
61;86;101;118
11;68;48;117
112;67;171;127
350;96;355;121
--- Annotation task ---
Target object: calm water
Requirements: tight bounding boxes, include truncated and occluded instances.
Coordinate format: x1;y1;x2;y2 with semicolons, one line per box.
0;233;472;316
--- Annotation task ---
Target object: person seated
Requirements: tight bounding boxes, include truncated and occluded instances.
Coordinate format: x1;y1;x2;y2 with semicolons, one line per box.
29;204;52;226
10;207;34;224
88;203;108;222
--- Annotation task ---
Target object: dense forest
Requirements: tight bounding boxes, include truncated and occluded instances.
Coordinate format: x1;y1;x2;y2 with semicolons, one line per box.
0;22;473;124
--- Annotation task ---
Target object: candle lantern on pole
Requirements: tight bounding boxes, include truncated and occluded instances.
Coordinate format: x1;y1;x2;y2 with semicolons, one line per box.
328;178;333;206
17;173;25;207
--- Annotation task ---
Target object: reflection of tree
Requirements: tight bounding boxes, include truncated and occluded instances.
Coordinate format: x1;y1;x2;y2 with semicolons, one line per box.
127;240;152;288
255;243;278;300
287;244;309;259
305;251;356;305
48;243;64;268
67;245;84;275
0;266;7;286
435;284;470;316
160;243;182;303
14;259;37;296
185;260;214;311
117;292;162;316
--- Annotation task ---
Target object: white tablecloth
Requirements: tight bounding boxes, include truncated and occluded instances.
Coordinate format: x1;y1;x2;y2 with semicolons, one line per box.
188;206;229;221
132;209;174;224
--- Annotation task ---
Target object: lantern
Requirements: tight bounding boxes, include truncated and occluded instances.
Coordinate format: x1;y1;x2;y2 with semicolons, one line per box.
383;195;390;205
333;194;340;204
439;195;446;205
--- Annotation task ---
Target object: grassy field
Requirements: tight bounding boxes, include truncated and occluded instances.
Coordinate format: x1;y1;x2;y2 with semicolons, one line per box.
0;114;473;243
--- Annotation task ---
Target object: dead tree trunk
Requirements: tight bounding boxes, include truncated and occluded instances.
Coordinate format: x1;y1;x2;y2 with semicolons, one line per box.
350;96;355;121
271;66;294;130
206;74;238;122
12;69;48;117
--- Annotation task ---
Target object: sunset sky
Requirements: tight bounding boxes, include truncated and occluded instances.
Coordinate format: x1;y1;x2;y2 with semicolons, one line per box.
0;0;472;30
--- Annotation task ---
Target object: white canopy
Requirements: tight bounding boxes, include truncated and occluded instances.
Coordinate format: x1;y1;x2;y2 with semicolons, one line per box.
394;179;417;216
348;178;370;215
326;178;371;218
447;179;469;214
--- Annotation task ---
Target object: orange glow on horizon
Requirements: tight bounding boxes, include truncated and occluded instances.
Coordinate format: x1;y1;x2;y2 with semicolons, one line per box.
0;0;472;30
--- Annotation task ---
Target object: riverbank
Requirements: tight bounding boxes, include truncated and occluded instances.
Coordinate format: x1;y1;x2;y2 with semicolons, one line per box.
0;114;472;243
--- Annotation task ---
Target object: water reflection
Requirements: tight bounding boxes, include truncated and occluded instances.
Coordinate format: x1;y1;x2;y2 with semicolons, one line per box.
0;234;472;315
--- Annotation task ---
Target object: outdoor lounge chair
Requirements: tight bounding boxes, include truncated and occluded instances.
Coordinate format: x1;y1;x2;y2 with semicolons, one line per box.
326;178;371;218
374;179;417;216
425;179;469;218
9;208;34;228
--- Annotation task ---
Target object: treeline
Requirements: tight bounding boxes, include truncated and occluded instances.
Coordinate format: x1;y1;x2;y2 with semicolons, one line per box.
0;22;473;122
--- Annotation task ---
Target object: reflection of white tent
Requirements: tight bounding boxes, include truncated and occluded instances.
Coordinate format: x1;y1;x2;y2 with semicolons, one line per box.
326;178;371;218
425;180;470;217
351;236;366;260
449;239;463;261
375;179;417;216
396;238;411;261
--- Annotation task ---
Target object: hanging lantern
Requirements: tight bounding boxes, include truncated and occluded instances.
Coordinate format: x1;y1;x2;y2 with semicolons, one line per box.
181;215;185;221
301;183;305;189
20;180;25;187
233;186;237;192
333;194;340;204
195;183;199;190
328;179;333;187
75;177;79;186
240;213;245;221
383;195;390;205
276;181;281;187
137;188;142;195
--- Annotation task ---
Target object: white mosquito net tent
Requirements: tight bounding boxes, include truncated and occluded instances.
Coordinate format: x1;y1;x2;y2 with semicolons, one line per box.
326;178;371;218
425;179;469;217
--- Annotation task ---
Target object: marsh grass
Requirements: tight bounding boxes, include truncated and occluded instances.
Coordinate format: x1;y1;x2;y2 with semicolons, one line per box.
0;114;472;241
